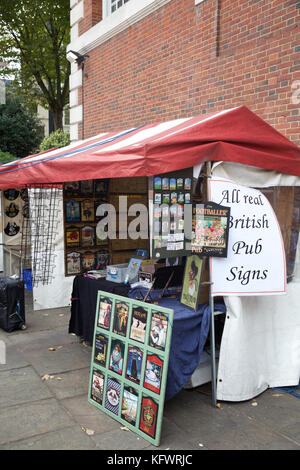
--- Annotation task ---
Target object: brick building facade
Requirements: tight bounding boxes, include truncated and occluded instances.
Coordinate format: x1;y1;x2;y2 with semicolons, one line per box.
67;0;300;147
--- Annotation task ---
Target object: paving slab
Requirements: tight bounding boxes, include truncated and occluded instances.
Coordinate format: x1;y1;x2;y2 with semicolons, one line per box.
0;425;97;450
0;344;30;371
61;394;121;435
20;341;91;376
0;398;75;445
44;367;90;400
164;389;300;450
90;427;152;450
0;366;53;409
1;326;76;349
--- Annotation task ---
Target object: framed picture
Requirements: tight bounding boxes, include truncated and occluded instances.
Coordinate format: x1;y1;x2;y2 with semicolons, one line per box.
139;396;158;439
129;305;148;343
80;180;94;196
191;201;231;258
90;369;105;405
154;177;161;190
81;252;96;271
64;181;80;197
113;301;129;337
143;354;163;395
95;251;110;270
97;296;112;330
180;254;204;311
81;225;95;247
121;386;139;426
125;345;143;384
66;251;81;275
66;226;80;248
95;179;109;195
94;333;108;367
81;199;94;222
65;200;81;222
109;339;125;375
105;377;121;415
149;311;168;351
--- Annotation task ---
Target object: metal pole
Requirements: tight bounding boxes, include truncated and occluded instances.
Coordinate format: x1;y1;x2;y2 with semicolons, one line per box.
208;258;217;406
206;162;217;407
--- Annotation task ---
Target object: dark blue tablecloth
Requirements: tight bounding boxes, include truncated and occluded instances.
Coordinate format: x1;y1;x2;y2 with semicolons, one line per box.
129;288;226;401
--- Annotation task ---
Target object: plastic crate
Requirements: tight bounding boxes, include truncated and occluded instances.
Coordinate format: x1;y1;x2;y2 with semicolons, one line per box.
22;269;33;291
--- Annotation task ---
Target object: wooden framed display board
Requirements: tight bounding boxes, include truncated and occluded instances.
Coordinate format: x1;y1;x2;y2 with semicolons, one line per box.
63;177;149;276
88;290;174;447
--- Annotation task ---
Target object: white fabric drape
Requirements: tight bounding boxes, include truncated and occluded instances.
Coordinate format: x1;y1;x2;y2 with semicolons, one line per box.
212;162;300;401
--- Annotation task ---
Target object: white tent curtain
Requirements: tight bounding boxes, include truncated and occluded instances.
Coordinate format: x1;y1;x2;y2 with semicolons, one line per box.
212;162;300;401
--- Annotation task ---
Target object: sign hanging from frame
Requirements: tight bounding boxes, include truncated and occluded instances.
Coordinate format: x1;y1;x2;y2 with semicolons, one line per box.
88;290;174;447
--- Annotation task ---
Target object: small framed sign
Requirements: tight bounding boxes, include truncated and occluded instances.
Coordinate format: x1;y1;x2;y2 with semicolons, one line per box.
88;291;174;446
192;201;230;258
180;254;204;311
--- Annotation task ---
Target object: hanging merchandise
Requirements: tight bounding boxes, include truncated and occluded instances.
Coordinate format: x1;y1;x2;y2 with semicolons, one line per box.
4;222;20;237
4;189;19;201
5;202;19;218
191;201;230;258
152;168;193;260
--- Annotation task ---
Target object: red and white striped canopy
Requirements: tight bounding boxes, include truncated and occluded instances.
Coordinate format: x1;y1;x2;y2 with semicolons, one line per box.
0;105;299;189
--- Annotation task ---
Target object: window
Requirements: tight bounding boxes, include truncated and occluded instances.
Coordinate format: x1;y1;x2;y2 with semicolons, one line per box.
103;0;131;17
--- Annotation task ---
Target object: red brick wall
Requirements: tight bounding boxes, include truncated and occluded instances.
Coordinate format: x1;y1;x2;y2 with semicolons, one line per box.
79;0;300;146
79;0;102;35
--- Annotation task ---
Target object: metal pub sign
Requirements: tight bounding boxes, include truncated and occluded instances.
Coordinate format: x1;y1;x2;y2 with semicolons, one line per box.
192;201;230;258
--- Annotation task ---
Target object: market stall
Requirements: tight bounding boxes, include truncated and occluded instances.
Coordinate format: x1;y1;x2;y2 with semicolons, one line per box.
0;105;299;409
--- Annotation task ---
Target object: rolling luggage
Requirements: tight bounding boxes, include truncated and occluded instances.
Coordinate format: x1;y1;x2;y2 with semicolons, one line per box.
0;277;26;332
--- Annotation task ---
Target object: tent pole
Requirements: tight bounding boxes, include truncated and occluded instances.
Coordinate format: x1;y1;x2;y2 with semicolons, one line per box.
209;258;217;407
206;162;217;407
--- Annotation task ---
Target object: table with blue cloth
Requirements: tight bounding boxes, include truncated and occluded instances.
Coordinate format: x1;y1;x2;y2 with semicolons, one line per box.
69;275;226;401
128;287;226;400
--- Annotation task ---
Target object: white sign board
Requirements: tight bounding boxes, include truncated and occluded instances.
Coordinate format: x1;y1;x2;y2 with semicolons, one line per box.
208;177;286;296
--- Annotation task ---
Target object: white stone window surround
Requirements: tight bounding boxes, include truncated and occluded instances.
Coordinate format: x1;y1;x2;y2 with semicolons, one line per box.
103;0;131;18
68;0;171;141
67;0;171;56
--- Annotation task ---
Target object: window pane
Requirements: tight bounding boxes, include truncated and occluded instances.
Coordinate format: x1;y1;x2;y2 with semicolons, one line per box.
109;0;130;14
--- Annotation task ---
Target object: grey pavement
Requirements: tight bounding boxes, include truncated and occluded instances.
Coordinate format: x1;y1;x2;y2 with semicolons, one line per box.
0;290;299;451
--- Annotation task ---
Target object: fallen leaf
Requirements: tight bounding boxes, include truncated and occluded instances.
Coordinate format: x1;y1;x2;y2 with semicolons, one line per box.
41;374;55;380
48;347;56;351
272;393;283;397
57;346;63;350
81;427;95;436
56;376;63;381
120;426;131;432
251;401;258;406
216;403;221;408
59;314;64;317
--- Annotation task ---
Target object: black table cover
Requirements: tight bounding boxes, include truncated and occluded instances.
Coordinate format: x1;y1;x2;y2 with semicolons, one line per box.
69;275;130;343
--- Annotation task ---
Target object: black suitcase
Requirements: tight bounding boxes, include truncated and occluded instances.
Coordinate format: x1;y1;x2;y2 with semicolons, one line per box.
0;277;26;332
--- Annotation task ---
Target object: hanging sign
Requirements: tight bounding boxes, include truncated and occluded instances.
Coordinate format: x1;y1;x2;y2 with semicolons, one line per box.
191;201;230;257
208;177;286;296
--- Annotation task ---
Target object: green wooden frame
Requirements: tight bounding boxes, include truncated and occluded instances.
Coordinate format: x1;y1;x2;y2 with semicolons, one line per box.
88;290;174;447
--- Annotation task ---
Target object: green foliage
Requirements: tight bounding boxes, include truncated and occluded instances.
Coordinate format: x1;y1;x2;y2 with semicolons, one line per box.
0;150;17;163
40;128;70;152
0;94;43;158
0;0;70;130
